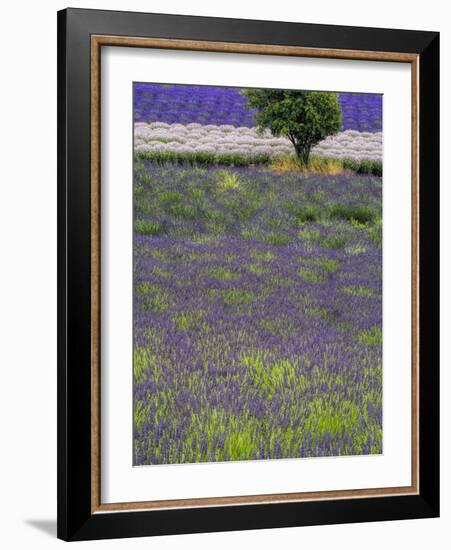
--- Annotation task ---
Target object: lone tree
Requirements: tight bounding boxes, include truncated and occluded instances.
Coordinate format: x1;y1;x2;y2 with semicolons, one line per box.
244;89;342;166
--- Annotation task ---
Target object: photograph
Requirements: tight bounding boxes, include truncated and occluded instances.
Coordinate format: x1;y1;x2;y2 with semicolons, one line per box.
132;83;384;466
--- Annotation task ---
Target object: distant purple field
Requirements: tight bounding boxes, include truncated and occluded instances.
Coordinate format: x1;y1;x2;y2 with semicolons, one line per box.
133;83;382;132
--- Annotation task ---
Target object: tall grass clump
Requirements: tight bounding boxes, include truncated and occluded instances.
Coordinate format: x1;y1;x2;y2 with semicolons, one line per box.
217;170;241;190
366;217;382;246
288;205;321;224
329;204;378;225
270;155;344;175
134;219;165;236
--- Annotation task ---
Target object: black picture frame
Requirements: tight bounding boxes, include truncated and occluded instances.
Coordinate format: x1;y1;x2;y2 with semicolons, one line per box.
57;7;439;541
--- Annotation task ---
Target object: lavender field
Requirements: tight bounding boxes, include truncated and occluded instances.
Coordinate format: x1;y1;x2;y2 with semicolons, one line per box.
134;84;382;132
133;162;383;465
133;84;383;168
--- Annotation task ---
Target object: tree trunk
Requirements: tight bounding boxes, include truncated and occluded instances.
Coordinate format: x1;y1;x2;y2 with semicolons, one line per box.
294;143;311;167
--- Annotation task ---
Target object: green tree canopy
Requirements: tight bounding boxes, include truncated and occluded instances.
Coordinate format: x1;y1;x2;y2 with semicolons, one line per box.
244;89;342;166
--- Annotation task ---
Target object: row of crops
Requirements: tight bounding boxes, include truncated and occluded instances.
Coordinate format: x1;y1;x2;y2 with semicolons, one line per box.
134;123;382;163
134;83;382;133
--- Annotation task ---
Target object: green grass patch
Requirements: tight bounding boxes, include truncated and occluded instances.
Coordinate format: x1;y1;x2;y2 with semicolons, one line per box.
304;305;331;320
158;190;183;208
133;347;159;385
242;352;297;400
241;228;261;241
206;266;241;280
248;263;270;275
156;191;198;219
366;217;382;246
209;288;256;308
358;326;383;346
298;228;322;245
216;169;241;190
136;282;172;312
264;232;291;246
299;256;339;273
270;155;345;175
341;285;376;298
220;196;260;222
345;244;367;255
320;235;348;250
251;250;277;261
170;203;198;219
304;398;362;440
134;219;165;236
172;310;205;332
298;267;326;283
205;221;226;235
329;203;377;225
152;267;171;278
288;205;321;223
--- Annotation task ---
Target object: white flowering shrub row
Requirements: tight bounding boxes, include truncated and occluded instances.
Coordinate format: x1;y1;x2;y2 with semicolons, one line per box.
313;131;382;161
134;122;382;161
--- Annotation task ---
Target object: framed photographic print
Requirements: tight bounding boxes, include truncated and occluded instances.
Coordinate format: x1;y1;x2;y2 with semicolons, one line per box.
57;8;439;541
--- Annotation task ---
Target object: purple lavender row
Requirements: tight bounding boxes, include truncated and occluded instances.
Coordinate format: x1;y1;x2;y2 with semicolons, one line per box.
133;83;382;132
